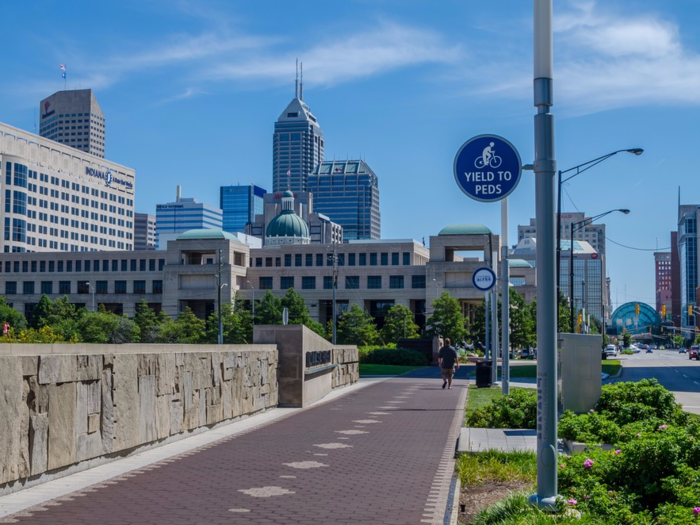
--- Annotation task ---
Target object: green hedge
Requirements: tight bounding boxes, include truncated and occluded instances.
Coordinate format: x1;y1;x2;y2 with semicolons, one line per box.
358;346;429;366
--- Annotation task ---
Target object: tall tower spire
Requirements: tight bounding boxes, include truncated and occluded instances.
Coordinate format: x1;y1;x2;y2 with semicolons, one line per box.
300;62;304;101
295;58;299;98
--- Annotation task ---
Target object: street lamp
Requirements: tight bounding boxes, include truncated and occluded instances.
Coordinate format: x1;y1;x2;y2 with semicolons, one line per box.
556;149;642;299
569;209;630;332
247;280;255;324
85;281;95;312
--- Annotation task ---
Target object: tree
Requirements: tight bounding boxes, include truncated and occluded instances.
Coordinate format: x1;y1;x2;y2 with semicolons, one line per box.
509;288;534;350
558;292;571;334
28;295;53;329
203;299;254;344
280;288;311;325
0;296;27;332
672;334;685;349
337;305;379;345
156;307;205;344
622;331;633;348
380;304;419;344
134;300;164;343
74;310;139;344
255;291;282;325
425;292;467;343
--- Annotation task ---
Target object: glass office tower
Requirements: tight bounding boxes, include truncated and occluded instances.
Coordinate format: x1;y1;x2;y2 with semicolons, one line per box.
308;160;380;241
220;184;266;233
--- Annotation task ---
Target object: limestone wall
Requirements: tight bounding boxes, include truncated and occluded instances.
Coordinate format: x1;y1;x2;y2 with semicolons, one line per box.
0;344;277;489
332;346;360;389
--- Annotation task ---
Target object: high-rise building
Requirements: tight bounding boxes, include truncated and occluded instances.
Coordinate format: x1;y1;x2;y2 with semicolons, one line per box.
677;203;699;332
671;230;681;327
519;212;608;257
308;160;381;241
220;184;266;233
39;90;106;158
155;186;222;249
0;121;135;253
272;80;324;192
134;213;157;251
655;251;672;319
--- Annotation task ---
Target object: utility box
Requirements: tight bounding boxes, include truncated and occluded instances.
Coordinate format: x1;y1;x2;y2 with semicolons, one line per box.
558;333;602;413
475;359;492;388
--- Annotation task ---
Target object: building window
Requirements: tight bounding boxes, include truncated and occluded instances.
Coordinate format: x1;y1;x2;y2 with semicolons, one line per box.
41;281;53;294
346;276;360;289
265;257;273;267
153;280;163;294
403;252;410;265
295;254;302;267
131;259;137;271
390;276;404;289
302;276;316;290
6;281;17;295
306;254;313;266
149;259;156;271
59;281;70;294
412;275;426;289
370;253;377;266
348;253;356;266
133;281;145;294
281;276;294;289
392;253;399;265
359;253;366;266
23;281;35;295
115;281;127;294
381;253;388;266
284;254;292;267
367;276;382;289
259;277;273;290
316;253;323;266
324;276;334;289
338;254;345;267
255;258;262;267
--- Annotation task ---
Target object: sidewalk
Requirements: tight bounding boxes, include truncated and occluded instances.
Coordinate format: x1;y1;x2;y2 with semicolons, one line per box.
0;371;467;525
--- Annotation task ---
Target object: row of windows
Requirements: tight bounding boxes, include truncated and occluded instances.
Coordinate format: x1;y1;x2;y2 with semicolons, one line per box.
254;252;412;268
1;258;165;274
256;274;425;291
5;280;162;296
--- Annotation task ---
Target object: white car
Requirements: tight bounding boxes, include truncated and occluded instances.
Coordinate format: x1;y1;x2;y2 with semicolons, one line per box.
604;345;617;357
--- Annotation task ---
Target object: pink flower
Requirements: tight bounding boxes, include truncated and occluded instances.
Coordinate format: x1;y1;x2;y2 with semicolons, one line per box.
636;433;642;437
568;498;577;506
615;450;622;455
694;507;700;516
589;409;595;413
583;459;594;469
659;424;668;430
560;464;566;469
583;495;590;500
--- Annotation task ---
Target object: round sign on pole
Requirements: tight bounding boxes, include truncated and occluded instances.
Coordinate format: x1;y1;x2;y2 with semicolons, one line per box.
472;267;497;292
454;134;522;202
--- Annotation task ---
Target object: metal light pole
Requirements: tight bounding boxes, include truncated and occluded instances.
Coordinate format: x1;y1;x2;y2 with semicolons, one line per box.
217;249;223;344
327;242;339;345
86;281;95;312
556;148;642;300
501;198;510;394
531;0;559;509
247;280;255;324
569;209;629;333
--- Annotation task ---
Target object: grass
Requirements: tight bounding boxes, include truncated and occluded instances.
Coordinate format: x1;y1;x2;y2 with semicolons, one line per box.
456;450;536;486
466;385;507;419
358;364;425;376
464;360;622;380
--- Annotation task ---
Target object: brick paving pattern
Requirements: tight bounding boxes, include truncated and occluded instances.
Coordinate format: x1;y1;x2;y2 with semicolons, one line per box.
2;372;467;525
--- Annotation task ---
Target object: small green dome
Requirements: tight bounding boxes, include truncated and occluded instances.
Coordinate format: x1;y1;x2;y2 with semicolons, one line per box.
282;190;294;198
177;229;241;242
438;224;492;235
508;259;532;268
266;210;310;238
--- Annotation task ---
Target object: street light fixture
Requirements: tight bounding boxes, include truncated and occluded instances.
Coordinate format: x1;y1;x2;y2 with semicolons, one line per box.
569;209;630;332
556;149;642;300
247;280;255;325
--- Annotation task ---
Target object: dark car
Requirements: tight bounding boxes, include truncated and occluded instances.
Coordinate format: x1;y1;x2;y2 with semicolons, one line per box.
690;348;699;360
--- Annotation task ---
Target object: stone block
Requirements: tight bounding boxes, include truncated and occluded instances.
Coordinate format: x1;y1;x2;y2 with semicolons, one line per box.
138;354;158;376
211;352;222;388
30;413;49;475
47;382;77;471
170;400;183;435
27;376;49;414
138;375;157;443
222;380;232;420
156;353;175;396
260;358;269;385
112;354;139;451
101;368;115;454
76;382;88;435
223;352;235;380
21;356;38;377
76;355;102;381
76;431;103;462
38;355;77;384
19;379;31;480
206;403;222;425
156;394;171;440
88;413;100;434
198;388;207;426
183;371;193;411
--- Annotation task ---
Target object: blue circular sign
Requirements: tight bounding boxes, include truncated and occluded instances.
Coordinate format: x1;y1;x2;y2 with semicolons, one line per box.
454;134;522;202
472;267;497;291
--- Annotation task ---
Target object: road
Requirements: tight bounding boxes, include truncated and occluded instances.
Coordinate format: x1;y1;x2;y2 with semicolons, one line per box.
610;349;700;414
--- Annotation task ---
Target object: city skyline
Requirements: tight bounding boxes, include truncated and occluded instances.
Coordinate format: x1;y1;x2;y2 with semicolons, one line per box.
1;0;699;309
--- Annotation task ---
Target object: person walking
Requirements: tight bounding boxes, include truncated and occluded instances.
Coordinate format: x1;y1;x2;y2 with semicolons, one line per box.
438;338;459;389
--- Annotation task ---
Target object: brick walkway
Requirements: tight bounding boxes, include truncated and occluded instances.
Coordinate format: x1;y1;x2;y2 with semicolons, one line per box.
1;371;467;525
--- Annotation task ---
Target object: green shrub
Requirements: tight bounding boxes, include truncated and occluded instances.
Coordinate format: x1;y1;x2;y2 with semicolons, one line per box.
596;379;685;425
620;349;634;355
359;347;429;366
466;389;536;429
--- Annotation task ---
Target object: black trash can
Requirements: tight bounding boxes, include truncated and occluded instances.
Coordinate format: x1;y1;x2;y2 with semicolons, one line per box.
475;359;492;388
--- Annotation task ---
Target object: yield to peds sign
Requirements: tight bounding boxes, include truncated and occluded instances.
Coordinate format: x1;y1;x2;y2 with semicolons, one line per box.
454;134;522;202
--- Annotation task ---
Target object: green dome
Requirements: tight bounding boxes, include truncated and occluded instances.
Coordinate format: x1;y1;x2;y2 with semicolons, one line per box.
438;224;492;235
282;190;294;198
509;259;532;268
266;210;310;238
176;229;241;242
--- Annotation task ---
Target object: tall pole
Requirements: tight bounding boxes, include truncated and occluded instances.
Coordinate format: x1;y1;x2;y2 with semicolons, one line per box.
485;292;490;360
217;249;223;345
582;280;586;334
330;243;339;345
501;198;510;394
556;170;562;303
247;280;255;325
491;249;499;384
531;0;559;508
570;242;575;332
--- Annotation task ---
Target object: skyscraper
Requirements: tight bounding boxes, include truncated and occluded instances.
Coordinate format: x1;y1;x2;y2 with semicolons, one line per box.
308;160;381;240
272;71;324;192
134;213;157;251
220;184;266;233
155;187;223;249
39;89;106;158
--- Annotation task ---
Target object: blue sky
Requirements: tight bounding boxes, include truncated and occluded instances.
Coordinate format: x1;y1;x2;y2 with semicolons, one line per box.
1;0;699;311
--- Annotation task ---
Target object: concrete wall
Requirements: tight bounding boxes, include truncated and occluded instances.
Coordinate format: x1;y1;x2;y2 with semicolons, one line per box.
0;344;277;490
253;325;359;407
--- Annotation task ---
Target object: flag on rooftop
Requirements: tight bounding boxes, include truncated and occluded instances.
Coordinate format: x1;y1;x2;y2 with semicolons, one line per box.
60;64;66;71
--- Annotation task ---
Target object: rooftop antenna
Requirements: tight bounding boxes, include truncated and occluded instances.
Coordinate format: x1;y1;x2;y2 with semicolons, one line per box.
295;59;299;98
299;62;303;101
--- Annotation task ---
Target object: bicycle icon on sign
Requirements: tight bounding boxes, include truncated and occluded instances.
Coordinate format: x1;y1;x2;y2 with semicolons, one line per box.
474;142;502;169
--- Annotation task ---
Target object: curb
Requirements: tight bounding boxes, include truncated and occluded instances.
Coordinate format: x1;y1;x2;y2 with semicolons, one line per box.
444;475;461;525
